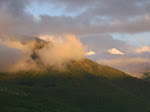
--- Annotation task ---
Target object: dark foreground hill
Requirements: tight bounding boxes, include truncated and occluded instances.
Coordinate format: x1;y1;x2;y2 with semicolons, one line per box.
0;58;150;112
143;72;150;81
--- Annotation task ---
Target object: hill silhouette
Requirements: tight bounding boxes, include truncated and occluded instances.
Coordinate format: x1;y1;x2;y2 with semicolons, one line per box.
0;58;150;112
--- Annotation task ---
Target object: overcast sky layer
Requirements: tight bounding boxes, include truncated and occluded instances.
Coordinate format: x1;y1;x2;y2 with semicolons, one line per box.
0;0;150;77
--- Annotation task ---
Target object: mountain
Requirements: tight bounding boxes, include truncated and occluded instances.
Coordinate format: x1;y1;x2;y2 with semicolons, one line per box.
0;58;150;112
142;72;150;81
0;39;150;112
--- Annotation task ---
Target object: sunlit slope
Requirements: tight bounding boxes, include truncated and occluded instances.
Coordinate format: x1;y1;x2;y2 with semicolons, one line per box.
0;58;150;112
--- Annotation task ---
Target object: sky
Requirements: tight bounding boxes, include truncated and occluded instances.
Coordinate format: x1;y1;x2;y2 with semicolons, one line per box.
0;0;150;77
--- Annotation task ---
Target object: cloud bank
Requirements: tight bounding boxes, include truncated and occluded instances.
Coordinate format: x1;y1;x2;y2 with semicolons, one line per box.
0;0;150;77
98;57;150;78
0;34;85;72
37;34;85;68
1;0;150;38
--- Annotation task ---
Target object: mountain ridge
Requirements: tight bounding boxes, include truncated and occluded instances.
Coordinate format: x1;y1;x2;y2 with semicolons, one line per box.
0;38;150;112
0;58;150;112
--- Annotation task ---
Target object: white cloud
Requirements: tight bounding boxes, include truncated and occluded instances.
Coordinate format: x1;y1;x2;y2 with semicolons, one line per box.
108;48;124;55
37;34;85;67
85;51;96;56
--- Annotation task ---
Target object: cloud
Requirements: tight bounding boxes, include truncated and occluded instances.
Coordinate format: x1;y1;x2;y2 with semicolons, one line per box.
108;48;124;55
0;0;150;77
0;0;150;38
85;51;96;56
81;35;150;77
98;57;150;78
34;0;150;34
80;34;132;57
0;34;85;72
0;40;23;72
39;35;64;44
136;46;150;53
37;34;85;68
0;38;39;72
47;0;150;19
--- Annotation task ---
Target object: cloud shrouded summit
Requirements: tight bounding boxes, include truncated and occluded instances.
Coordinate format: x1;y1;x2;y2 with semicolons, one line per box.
37;34;85;67
0;34;85;72
0;0;150;77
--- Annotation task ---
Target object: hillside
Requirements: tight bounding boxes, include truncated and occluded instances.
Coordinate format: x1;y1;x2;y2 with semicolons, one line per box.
142;72;150;81
0;58;150;112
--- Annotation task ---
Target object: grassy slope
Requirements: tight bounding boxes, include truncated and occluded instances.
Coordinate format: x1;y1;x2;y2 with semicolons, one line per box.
0;58;150;112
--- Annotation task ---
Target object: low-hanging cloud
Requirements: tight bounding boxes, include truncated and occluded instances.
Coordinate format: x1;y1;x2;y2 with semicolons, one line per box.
0;40;23;72
0;34;85;72
98;57;150;78
37;34;85;68
0;39;38;72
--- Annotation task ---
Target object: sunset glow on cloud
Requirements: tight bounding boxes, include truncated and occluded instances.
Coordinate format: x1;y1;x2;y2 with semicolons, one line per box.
108;48;124;55
136;46;150;53
0;0;150;77
85;51;96;56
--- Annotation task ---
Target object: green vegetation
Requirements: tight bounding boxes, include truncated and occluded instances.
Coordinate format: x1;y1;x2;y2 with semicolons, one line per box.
0;58;150;112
